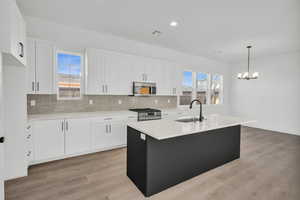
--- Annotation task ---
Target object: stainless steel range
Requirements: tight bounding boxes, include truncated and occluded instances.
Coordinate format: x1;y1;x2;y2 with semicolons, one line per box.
129;108;161;121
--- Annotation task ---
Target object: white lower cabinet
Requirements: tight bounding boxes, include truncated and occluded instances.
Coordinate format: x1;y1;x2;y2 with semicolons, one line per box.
33;119;65;161
91;118;127;150
65;118;91;155
30;115;136;164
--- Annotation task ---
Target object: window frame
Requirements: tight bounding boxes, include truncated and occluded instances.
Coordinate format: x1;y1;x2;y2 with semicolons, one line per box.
210;73;224;105
178;71;223;107
55;49;84;100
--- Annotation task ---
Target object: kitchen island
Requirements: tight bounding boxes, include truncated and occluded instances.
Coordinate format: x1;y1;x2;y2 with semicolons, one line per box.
127;114;252;197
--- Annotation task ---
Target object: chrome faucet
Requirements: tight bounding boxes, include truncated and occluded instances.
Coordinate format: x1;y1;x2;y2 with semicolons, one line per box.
189;99;204;122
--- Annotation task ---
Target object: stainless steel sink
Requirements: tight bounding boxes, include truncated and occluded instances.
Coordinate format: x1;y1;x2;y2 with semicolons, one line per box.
175;118;200;123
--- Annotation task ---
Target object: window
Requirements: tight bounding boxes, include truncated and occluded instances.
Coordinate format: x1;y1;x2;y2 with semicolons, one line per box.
179;71;193;105
211;74;223;104
196;72;209;104
56;51;82;99
179;71;223;106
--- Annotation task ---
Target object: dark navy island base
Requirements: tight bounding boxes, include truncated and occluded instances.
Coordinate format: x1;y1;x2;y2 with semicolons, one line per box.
127;125;241;197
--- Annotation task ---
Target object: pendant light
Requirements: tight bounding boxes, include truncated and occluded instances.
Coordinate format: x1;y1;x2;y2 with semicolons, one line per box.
237;46;259;80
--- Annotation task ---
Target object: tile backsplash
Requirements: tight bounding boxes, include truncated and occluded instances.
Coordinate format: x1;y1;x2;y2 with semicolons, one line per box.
27;95;177;115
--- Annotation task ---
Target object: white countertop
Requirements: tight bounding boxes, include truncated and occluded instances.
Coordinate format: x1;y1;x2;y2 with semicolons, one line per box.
28;110;137;121
128;114;254;140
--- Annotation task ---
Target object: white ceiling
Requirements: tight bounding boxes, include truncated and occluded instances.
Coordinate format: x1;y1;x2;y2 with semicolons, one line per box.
17;0;300;63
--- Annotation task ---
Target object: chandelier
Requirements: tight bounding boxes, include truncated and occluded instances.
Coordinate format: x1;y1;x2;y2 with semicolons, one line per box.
237;46;259;80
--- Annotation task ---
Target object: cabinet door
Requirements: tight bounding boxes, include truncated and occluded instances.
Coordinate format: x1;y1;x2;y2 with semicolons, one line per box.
131;56;145;82
85;49;106;94
33;120;64;161
156;61;171;95
110;120;127;147
92;122;112;150
35;40;53;94
105;53;133;95
144;58;160;83
26;38;36;94
65;118;91;155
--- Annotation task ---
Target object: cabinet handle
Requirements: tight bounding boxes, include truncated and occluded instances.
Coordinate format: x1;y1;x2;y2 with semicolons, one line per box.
105;124;108;133
0;137;5;144
105;85;108;93
66;121;69;131
32;82;35;92
19;42;24;58
61;121;64;132
109;124;111;133
36;82;40;91
104;117;112;120
102;85;104;93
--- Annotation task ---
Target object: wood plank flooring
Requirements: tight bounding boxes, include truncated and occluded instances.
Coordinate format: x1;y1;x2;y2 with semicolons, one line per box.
5;127;300;200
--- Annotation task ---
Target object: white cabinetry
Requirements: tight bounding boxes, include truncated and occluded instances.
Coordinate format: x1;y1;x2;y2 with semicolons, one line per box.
26;38;54;94
86;49;133;95
30;114;135;164
0;0;26;66
33;119;64;161
91;117;128;150
65;118;91;155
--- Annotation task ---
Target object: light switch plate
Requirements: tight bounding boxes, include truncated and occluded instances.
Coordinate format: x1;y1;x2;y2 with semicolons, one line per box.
167;99;170;103
154;99;158;104
118;99;122;104
89;99;93;105
30;100;36;107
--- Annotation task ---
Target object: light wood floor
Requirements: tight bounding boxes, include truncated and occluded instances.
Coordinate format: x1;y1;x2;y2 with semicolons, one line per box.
5;127;300;200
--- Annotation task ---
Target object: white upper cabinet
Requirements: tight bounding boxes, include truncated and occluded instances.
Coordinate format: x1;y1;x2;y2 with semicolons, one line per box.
105;53;133;95
85;48;181;96
35;40;54;94
86;48;132;95
26;38;54;94
26;38;36;94
85;48;106;95
0;0;26;66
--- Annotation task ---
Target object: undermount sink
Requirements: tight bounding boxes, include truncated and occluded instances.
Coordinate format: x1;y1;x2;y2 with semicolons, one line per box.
176;118;200;123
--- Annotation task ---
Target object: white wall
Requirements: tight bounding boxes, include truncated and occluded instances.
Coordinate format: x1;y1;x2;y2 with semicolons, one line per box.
231;51;300;135
25;16;232;115
3;64;27;180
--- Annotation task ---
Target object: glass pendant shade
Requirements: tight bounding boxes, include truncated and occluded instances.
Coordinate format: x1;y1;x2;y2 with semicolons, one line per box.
237;46;259;80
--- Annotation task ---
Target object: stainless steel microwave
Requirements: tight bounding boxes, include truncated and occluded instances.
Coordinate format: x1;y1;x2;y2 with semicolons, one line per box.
133;82;156;96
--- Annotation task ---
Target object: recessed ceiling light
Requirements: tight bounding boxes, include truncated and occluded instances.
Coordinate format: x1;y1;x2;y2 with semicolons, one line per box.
170;21;178;27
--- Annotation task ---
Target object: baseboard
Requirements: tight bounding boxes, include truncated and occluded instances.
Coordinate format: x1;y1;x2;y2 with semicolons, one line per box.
29;144;127;166
242;125;300;136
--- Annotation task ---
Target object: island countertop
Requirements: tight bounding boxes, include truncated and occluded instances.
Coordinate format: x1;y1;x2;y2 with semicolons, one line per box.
127;114;254;140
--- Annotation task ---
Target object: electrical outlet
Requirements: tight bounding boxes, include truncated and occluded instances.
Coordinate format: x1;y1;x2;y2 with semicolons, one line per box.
154;99;158;104
167;99;171;103
118;99;122;105
140;133;146;140
30;100;36;107
89;99;93;105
